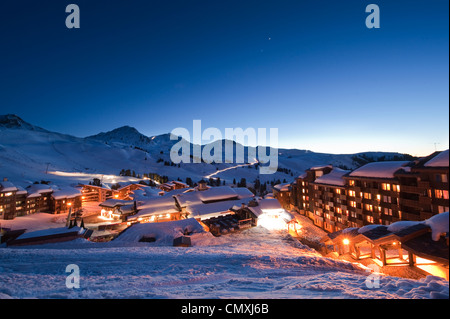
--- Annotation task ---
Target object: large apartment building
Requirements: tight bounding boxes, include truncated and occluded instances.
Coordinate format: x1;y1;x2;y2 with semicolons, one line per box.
285;150;449;233
0;179;82;220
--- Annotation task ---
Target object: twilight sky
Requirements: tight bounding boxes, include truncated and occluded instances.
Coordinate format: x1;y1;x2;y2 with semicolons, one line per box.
0;0;448;156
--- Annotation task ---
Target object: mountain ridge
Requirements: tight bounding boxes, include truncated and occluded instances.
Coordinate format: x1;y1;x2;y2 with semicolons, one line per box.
0;114;418;187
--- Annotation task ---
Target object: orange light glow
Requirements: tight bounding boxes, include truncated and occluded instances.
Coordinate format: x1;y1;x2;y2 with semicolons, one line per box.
343;238;350;245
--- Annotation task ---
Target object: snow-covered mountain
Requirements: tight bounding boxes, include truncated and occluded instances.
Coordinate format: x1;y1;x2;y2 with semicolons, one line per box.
0;114;415;187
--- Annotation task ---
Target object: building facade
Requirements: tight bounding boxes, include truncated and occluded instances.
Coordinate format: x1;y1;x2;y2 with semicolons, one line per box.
0;180;83;220
289;150;449;233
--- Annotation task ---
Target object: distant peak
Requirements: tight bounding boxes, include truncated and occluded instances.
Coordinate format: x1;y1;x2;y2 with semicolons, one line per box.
0;114;46;131
111;125;140;133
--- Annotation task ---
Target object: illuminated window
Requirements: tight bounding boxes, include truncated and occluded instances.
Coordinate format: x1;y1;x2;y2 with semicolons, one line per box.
367;215;374;223
393;185;400;192
349;180;355;186
348;190;356;197
364;193;372;200
376;194;381;201
365;204;373;212
382;183;391;191
336;189;341;195
350;201;356;208
435;190;449;200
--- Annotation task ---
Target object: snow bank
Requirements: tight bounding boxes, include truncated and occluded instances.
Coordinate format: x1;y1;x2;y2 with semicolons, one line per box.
114;219;207;245
425;211;449;241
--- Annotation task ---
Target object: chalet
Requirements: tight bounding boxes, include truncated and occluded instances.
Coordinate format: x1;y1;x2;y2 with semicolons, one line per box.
321;212;449;279
78;183;116;202
115;182;146;200
99;198;137;221
159;180;189;193
126;195;181;223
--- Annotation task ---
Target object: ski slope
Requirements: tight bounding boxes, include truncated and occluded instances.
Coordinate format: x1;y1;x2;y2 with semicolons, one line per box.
0;227;448;299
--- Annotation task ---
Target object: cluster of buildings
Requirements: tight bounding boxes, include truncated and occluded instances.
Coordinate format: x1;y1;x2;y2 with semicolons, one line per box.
273;149;449;234
95;179;294;237
2;176;293;238
0;180;83;220
0;177;188;221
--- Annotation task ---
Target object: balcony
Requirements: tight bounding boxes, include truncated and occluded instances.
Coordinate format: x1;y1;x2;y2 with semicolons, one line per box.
400;198;421;208
400;185;422;194
419;196;432;205
418;181;430;189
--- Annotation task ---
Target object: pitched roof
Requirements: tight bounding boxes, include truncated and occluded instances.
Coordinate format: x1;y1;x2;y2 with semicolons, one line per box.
313;168;350;187
0;181;18;192
349;161;410;179
424;149;449;168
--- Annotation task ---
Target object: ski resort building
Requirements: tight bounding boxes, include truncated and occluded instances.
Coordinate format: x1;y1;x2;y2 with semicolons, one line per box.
159;180;189;193
289;150;449;233
78;183;115;202
0;179;83;220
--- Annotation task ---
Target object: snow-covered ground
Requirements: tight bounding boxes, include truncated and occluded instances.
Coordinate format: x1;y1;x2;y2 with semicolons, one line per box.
0;226;448;299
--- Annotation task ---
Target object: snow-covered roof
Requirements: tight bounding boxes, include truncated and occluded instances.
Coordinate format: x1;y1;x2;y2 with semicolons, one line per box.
114;218;206;244
100;198;135;208
51;187;82;200
349;161;410;179
16;186;28;195
26;183;55;194
313;168;350;186
424;150;449;168
0;181;18;192
15;226;83;240
186;197;253;220
309;164;332;170
128;196;179;220
425;211;449;241
248;198;287;218
298;172;307;179
174;186;248;207
273;183;290;192
231;187;255;199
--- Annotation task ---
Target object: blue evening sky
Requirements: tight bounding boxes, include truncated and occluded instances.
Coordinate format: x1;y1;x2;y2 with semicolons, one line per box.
0;0;448;156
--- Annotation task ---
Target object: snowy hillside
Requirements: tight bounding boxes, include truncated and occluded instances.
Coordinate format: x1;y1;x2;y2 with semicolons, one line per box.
0;227;447;299
0;114;415;187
